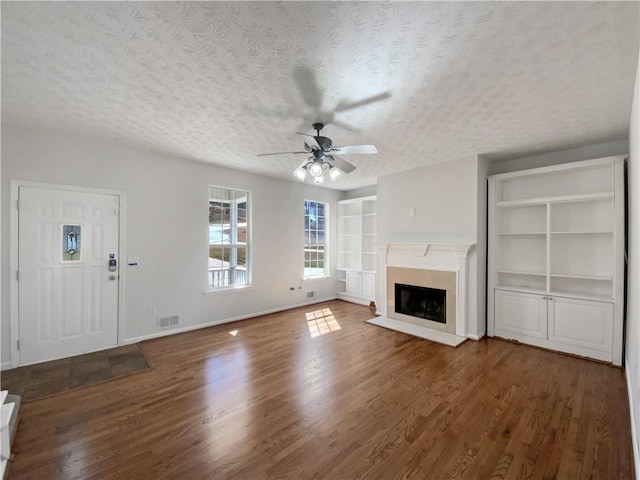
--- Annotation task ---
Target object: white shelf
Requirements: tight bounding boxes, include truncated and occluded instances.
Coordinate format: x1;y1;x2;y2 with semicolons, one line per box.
496;192;614;208
495;285;614;303
495;285;548;295
337;195;377;275
550;273;612;281
550;231;612;235
497;270;546;277
488;155;625;365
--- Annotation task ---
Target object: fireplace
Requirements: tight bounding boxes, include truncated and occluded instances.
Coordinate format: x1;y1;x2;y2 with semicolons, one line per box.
395;283;446;324
372;243;475;342
387;266;456;334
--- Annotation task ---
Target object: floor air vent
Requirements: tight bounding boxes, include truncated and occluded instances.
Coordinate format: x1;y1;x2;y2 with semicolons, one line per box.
158;315;179;329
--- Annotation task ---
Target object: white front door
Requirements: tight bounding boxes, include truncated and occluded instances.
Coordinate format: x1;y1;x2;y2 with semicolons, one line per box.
18;186;120;365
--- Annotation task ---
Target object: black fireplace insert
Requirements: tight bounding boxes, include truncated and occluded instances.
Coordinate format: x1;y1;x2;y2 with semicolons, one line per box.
394;283;446;324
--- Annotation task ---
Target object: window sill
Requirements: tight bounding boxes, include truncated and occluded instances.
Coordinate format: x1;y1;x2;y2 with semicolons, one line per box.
204;284;253;295
304;275;332;281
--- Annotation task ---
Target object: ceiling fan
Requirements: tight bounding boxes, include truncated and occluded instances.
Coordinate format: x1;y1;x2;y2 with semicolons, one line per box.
257;123;377;184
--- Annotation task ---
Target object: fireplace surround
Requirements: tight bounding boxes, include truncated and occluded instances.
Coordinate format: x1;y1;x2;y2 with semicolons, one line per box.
371;243;475;343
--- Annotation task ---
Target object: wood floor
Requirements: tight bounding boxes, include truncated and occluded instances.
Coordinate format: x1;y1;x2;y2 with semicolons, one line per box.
6;300;634;479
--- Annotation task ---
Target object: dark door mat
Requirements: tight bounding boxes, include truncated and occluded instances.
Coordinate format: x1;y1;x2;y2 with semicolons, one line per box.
0;343;152;403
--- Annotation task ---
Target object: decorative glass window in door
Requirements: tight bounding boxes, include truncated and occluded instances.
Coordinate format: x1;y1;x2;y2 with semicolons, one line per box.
62;224;82;261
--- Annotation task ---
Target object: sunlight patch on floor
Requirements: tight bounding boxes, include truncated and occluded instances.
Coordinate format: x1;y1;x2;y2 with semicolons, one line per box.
306;308;341;338
229;329;239;336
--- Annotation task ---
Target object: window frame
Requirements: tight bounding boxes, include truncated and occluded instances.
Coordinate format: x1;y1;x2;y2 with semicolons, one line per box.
207;186;251;292
303;199;329;279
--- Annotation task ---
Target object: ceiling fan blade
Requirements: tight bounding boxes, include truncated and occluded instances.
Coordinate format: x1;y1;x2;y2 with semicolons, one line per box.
257;151;307;157
297;133;320;149
330;145;378;155
334;91;391;112
314;136;333;151
326;155;356;174
293;65;323;110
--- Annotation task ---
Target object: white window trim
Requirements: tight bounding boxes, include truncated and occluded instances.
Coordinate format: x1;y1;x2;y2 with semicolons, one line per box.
303;199;329;279
207;186;251;291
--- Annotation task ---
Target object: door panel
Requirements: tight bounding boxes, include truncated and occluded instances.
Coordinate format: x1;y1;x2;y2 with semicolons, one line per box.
548;297;613;353
495;290;547;339
18;186;119;365
345;271;360;296
361;273;375;300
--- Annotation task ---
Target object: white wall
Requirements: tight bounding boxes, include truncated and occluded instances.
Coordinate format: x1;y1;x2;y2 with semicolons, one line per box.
490;139;629;175
626;45;640;477
377;157;479;245
1;124;343;366
344;185;376;200
377;156;486;338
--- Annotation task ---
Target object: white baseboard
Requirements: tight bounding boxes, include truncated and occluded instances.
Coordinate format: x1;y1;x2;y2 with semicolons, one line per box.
124;296;338;345
466;333;483;341
336;294;373;307
1;362;14;371
625;365;640;479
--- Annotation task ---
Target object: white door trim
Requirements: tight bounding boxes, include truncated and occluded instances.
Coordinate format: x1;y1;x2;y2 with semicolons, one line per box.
10;180;127;368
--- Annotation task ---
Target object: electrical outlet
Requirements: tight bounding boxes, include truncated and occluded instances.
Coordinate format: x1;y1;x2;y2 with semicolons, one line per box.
148;306;156;316
307;291;314;298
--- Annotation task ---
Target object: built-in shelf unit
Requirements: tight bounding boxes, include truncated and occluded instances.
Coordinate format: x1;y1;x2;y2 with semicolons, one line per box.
337;195;376;305
487;156;625;365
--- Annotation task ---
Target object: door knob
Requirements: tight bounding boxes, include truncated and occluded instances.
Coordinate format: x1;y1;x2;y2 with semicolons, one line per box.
109;275;117;281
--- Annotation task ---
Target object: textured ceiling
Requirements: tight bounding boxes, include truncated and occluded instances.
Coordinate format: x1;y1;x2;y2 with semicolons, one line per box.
2;2;639;191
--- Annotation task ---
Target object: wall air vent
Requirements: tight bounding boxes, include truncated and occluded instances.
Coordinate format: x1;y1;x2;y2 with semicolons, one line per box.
158;315;179;329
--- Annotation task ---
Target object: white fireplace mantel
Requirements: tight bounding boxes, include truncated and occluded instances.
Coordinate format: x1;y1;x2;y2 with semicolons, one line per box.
374;242;475;338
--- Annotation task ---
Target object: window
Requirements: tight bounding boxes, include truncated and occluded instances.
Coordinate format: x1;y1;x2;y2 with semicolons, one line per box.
304;200;328;277
208;186;250;289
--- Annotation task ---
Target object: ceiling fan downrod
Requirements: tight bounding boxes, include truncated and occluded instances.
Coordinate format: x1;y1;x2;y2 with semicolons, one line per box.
312;122;324;136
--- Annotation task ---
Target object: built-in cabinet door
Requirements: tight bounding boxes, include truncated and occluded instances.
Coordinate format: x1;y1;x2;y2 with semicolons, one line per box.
345;271;360;296
495;290;547;339
360;273;375;300
548;296;613;353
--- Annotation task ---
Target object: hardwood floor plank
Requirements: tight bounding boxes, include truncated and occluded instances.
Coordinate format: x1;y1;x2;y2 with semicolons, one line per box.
4;300;634;479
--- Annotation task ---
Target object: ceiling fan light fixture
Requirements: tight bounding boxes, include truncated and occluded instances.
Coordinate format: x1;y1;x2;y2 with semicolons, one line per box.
293;167;307;181
314;175;324;184
329;167;343;181
308;162;323;177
